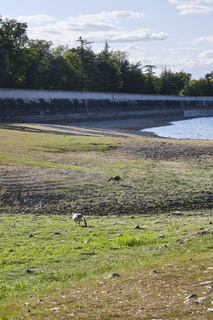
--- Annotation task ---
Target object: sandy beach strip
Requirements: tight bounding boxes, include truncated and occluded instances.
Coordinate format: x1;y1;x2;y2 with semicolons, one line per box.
12;118;172;138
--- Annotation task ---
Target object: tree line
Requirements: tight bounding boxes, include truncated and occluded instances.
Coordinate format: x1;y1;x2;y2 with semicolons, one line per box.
1;17;213;96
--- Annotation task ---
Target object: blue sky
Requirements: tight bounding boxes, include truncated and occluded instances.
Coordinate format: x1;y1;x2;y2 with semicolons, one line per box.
1;0;213;79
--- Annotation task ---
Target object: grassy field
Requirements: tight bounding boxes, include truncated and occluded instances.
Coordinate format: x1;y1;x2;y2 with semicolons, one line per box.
0;123;213;319
0;212;213;319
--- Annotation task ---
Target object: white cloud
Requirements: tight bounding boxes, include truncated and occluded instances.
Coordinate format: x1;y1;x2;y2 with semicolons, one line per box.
68;11;145;22
169;0;213;4
106;29;171;43
17;14;56;25
195;35;213;43
18;11;144;26
176;4;213;14
132;48;213;77
198;49;213;58
169;0;213;14
25;12;170;46
162;46;198;52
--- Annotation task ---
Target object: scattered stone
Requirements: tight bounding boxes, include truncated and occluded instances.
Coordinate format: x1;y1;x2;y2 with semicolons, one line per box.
176;239;184;244
171;211;183;216
199;281;212;285
207;308;213;312
194;297;206;303
105;273;120;278
158;245;168;249
184;294;197;300
50;307;60;311
159;235;165;238
55;231;60;235
134;225;141;229
150;269;157;275
26;269;34;273
206;286;213;292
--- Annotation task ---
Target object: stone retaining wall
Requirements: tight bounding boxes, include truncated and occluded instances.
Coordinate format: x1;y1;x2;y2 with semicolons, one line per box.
0;88;213;123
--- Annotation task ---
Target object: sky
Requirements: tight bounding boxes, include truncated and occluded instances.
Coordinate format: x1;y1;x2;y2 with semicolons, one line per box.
1;0;213;79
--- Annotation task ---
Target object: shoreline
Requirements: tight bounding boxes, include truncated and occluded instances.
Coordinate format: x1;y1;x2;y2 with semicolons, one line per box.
13;118;174;138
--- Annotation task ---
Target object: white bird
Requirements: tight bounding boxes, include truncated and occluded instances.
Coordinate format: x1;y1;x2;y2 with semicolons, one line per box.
72;213;87;227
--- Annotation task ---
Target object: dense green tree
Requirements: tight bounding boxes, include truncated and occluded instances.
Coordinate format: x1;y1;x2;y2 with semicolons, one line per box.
0;17;28;87
45;45;77;90
74;37;98;91
204;72;213;96
144;65;157;94
23;39;53;88
63;48;81;90
183;76;213;96
95;41;122;92
0;16;8;87
121;62;146;93
159;68;191;95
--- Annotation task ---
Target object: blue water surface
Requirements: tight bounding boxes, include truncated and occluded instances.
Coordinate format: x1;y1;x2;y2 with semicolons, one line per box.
141;117;213;140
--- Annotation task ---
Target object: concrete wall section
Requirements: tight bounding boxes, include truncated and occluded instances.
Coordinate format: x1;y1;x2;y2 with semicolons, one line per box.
0;88;213;123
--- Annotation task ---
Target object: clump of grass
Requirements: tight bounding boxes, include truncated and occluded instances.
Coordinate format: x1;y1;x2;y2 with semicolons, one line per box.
115;232;158;247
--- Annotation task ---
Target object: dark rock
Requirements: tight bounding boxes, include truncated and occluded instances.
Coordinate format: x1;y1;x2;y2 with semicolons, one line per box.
150;269;157;275
134;225;141;229
26;269;34;273
105;273;120;278
185;294;197;300
176;239;184;244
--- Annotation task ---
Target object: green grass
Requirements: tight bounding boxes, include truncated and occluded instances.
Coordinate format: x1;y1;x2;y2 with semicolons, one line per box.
0;212;212;303
0;124;213;319
0;154;93;171
0;127;116;152
0;127;117;170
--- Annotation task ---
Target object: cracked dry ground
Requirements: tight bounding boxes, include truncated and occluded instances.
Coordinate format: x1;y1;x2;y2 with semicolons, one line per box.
0;138;213;215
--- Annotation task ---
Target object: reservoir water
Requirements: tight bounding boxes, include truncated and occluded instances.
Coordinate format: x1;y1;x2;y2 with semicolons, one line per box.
141;117;213;140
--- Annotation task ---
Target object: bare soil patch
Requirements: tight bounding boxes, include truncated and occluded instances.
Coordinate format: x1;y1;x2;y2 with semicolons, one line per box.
0;119;213;215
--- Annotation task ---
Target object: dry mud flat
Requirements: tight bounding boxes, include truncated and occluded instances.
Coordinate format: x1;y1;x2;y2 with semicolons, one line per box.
0;119;213;215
